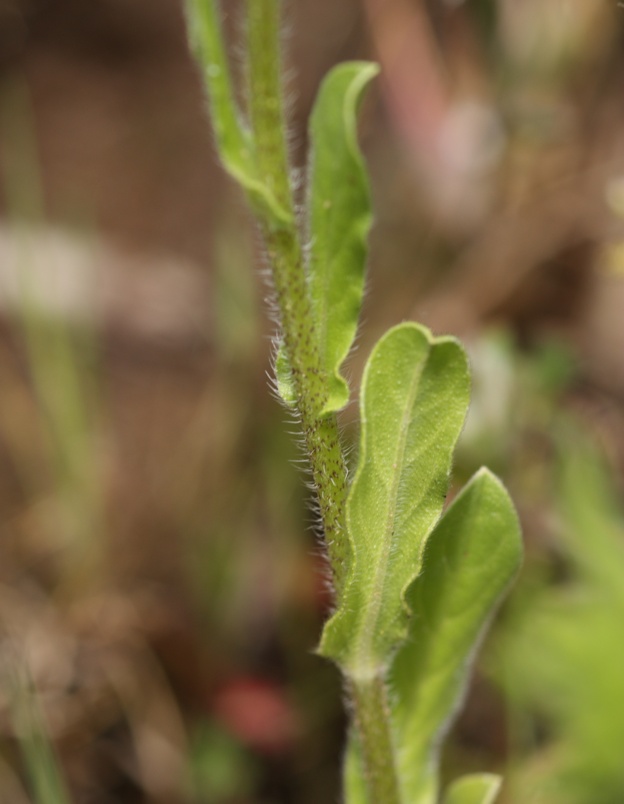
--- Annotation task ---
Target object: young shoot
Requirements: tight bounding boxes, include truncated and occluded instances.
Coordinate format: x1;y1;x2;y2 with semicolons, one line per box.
184;2;523;802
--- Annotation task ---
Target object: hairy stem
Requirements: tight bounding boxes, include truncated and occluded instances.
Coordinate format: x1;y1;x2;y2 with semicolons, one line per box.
349;674;402;804
188;1;402;799
246;0;351;593
246;0;293;223
245;4;402;800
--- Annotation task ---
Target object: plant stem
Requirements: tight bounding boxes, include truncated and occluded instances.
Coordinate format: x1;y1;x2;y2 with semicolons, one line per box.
350;674;402;804
245;0;351;594
246;0;293;223
245;2;402;799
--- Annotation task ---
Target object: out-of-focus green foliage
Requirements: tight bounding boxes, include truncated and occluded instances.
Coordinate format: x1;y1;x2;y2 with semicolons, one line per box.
493;434;624;804
7;666;71;804
188;720;258;802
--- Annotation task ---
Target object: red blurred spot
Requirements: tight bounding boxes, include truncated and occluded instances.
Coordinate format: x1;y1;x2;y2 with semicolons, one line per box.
212;677;299;755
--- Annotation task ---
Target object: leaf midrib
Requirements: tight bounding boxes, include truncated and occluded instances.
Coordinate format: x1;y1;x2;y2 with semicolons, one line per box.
352;349;428;672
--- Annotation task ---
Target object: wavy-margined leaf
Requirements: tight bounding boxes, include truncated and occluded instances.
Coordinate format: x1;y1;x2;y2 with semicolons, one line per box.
319;323;470;670
184;0;292;228
443;774;502;804
276;62;378;410
391;469;522;804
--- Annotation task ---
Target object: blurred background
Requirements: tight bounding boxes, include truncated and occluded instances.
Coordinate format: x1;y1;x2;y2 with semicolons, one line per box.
1;0;624;802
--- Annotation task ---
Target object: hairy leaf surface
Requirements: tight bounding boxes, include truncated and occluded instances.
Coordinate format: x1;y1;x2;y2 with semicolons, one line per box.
392;469;522;803
319;323;470;670
276;62;378;410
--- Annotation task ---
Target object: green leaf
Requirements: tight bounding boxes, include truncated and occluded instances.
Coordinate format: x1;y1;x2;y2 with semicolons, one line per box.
184;0;292;228
276;61;378;411
391;469;522;803
307;61;378;414
319;322;471;671
493;433;624;803
443;774;502;804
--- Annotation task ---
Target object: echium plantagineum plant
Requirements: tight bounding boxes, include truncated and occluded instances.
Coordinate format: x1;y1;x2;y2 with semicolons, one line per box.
184;2;523;802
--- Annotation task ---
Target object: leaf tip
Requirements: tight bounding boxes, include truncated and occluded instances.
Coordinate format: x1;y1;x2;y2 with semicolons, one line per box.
444;773;502;804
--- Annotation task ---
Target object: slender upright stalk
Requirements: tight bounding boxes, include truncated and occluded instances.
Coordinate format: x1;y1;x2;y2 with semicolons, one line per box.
246;0;292;220
350;675;401;804
244;3;401;800
244;0;352;595
188;0;404;798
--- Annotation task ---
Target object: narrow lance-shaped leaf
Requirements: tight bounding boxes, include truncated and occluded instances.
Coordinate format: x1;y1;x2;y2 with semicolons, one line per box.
276;62;378;410
319;323;470;671
391;469;522;804
184;0;292;228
